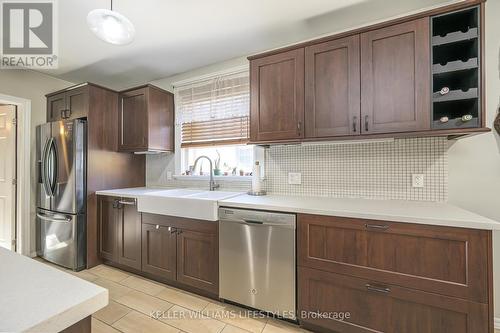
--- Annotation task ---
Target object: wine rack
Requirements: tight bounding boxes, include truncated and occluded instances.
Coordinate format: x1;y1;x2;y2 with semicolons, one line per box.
431;6;481;129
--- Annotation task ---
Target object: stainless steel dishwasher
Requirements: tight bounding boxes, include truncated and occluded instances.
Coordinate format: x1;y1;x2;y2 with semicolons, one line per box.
219;207;296;319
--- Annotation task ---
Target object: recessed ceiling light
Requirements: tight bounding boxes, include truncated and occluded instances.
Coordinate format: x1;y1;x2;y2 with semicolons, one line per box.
87;0;135;45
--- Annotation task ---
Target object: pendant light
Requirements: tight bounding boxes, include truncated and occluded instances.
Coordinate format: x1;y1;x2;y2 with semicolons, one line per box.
87;0;135;45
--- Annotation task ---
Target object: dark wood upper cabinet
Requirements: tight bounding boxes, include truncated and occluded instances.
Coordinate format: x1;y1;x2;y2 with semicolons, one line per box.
250;48;305;142
117;198;142;270
118;85;174;153
360;18;431;134
120;88;148;150
66;86;89;120
249;18;431;142
305;35;361;138
248;3;488;143
142;223;177;281
47;92;67;122
98;196;119;262
176;229;218;295
46;85;89;122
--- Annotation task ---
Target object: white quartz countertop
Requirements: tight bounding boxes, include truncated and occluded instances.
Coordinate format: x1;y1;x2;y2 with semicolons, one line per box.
96;187;164;198
0;249;108;333
219;194;500;230
96;187;500;230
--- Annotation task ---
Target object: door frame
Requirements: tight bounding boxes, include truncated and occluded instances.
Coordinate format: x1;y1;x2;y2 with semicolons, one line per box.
0;93;31;256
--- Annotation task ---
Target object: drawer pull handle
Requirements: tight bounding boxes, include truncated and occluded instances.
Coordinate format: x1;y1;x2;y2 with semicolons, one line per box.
365;283;391;294
365;224;389;231
118;199;136;206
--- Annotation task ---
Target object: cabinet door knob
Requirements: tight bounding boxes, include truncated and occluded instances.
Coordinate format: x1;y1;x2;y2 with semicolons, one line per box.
364;115;369;132
352;116;358;132
297;121;302;136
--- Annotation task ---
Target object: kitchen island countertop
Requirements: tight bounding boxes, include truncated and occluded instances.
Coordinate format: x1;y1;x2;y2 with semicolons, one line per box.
0;248;108;333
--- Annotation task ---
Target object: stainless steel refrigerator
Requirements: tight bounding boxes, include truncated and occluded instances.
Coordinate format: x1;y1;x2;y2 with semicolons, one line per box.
36;119;86;271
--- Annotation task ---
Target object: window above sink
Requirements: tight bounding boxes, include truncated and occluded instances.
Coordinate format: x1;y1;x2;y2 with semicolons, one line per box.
173;67;255;180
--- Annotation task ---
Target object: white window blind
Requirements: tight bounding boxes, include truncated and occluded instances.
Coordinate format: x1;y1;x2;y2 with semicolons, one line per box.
176;70;250;147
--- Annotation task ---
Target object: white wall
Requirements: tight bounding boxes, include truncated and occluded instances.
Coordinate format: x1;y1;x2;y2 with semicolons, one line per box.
448;0;500;317
0;70;74;253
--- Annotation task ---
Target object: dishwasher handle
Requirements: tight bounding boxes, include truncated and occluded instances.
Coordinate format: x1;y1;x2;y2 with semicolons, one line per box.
221;218;295;229
219;208;296;228
243;219;264;225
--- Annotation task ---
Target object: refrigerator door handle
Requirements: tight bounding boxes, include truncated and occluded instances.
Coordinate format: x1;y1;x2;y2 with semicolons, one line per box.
41;138;52;197
49;138;58;195
36;212;72;223
44;137;57;197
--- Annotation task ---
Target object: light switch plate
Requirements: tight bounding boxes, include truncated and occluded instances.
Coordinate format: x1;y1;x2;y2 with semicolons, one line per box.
412;174;425;188
288;172;302;185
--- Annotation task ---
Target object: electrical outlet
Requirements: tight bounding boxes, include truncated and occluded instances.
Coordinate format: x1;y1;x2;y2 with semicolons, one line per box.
288;172;302;185
412;174;425;188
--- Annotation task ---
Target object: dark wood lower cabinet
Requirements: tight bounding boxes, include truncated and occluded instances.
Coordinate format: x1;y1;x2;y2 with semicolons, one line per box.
298;214;489;303
98;196;119;262
98;200;492;332
61;315;91;333
142;223;177;281
176;229;218;294
299;267;489;333
117;199;142;270
98;200;219;296
98;196;142;271
140;213;219;295
297;214;493;333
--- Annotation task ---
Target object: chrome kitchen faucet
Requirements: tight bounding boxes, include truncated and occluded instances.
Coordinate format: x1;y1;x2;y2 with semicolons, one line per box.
193;155;220;191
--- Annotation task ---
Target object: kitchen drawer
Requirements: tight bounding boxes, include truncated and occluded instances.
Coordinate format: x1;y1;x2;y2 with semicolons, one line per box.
298;214;490;303
142;213;218;234
298;267;489;333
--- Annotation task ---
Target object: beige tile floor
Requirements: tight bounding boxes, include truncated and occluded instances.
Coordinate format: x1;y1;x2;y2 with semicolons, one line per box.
36;259;310;333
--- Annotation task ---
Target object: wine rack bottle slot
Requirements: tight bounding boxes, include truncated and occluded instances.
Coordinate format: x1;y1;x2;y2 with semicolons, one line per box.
431;6;481;130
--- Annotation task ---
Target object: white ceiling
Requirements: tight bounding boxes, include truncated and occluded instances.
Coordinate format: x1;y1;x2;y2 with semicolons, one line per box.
44;0;459;90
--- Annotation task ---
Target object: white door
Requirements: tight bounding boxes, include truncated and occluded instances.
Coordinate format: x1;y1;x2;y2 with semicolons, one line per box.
0;105;16;250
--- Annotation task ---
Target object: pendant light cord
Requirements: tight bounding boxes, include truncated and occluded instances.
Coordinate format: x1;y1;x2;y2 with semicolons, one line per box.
110;0;113;11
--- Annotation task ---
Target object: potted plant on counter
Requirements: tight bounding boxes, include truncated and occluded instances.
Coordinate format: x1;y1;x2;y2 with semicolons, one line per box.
214;150;221;176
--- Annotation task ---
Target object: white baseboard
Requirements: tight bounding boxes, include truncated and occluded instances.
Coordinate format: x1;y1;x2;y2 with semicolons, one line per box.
494;317;500;329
